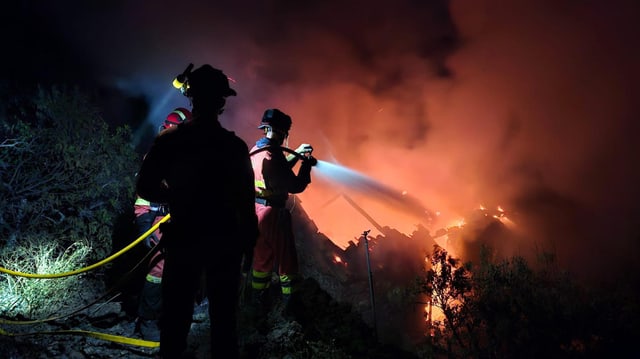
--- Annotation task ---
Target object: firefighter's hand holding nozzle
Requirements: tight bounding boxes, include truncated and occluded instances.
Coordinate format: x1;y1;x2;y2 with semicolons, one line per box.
285;143;317;166
295;143;313;156
296;143;318;166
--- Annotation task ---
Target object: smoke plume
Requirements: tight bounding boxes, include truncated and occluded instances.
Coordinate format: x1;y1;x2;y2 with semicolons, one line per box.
14;0;640;282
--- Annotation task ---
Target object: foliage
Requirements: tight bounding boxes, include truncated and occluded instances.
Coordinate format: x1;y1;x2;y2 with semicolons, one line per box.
414;245;640;358
417;245;476;358
0;235;91;318
0;85;139;261
0;84;139;319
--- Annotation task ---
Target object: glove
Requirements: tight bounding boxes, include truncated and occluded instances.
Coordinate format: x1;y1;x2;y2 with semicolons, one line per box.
296;143;316;166
295;143;313;156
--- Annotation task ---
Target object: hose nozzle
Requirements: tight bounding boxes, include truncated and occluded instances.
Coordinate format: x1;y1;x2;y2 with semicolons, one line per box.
304;155;318;166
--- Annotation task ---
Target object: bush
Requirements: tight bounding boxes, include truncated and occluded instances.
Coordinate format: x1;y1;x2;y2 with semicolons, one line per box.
414;245;640;358
0;84;139;261
0;235;91;318
0;84;140;317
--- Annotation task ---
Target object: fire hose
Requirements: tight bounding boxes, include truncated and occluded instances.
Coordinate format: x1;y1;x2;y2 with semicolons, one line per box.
1;146;316;347
249;144;318;165
0;215;171;348
0;214;170;279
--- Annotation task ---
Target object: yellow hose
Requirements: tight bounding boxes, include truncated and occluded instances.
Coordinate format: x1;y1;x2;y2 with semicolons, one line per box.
0;326;159;347
0;214;172;348
0;214;171;278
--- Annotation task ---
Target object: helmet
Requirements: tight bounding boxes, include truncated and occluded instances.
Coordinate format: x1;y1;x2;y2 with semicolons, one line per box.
181;64;237;99
259;108;292;133
160;107;192;131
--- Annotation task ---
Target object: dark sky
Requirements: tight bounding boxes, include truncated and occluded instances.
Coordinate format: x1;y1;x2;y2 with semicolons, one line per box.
5;0;640;282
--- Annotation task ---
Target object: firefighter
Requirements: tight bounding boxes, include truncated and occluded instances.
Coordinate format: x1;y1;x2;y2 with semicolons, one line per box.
136;64;258;359
134;107;192;341
249;108;317;321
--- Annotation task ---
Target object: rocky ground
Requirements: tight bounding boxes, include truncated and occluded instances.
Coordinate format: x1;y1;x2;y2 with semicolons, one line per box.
0;276;420;359
1;198;433;358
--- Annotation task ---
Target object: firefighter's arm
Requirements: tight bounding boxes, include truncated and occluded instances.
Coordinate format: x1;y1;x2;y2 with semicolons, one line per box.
286;143;313;167
295;157;315;188
285;158;314;194
264;151;307;194
136;141;170;203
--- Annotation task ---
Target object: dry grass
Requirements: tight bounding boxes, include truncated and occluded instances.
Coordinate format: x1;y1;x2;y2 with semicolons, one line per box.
0;236;91;318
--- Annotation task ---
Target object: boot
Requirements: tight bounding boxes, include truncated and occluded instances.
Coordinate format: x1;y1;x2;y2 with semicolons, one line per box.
246;289;270;333
247;288;271;321
282;292;304;322
139;318;160;342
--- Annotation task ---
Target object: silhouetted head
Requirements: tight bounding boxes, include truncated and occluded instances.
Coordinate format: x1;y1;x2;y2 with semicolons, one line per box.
186;65;236;99
184;65;236;116
259;108;292;134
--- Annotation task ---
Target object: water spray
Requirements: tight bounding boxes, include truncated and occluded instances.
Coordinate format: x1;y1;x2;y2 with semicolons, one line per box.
249;146;435;228
343;194;384;233
314;160;435;224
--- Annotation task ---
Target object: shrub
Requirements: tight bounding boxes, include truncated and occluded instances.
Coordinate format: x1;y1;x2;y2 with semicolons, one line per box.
0;84;139;261
0;235;91;318
414;245;640;358
0;84;139;317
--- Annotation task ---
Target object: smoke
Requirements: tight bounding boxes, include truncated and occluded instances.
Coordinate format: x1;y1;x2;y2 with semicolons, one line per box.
22;0;640;282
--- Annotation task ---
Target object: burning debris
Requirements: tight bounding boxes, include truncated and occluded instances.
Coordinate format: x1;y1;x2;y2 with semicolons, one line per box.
289;193;525;351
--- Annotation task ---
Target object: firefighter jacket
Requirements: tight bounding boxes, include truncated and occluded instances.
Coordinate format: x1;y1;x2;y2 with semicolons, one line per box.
134;202;165;280
250;137;312;206
135;119;259;254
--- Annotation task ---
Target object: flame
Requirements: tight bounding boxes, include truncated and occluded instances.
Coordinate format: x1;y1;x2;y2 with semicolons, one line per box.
422;258;447;336
333;254;347;266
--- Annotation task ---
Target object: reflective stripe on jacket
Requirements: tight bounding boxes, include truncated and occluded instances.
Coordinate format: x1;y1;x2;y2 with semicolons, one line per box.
135;197;151;206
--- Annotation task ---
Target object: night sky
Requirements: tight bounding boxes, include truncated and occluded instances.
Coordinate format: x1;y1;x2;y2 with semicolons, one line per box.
4;0;640;283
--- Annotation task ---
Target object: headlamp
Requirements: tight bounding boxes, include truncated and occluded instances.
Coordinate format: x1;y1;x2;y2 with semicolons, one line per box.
172;63;194;95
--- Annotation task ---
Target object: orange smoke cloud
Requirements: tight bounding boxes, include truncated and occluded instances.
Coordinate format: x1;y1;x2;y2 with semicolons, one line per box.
35;0;640;282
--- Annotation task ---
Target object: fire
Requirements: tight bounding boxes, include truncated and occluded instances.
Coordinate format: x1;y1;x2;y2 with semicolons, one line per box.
301;191;522;339
421;258;447;337
423;301;445;337
453;218;465;228
485;205;517;229
496;215;516;228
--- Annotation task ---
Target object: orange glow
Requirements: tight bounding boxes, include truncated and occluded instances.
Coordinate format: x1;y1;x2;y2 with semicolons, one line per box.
453;219;465;228
497;215;516;229
425;303;445;326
